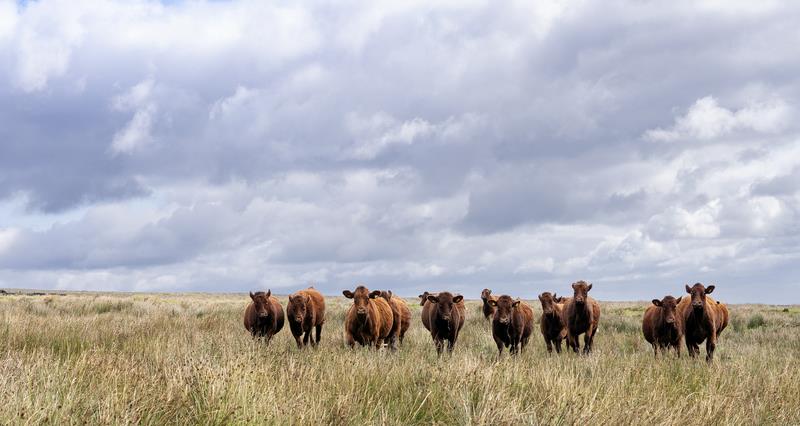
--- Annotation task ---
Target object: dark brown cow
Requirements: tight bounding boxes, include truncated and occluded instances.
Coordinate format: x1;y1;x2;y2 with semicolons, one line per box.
418;291;437;331
642;295;683;358
489;295;534;356
563;281;601;354
243;290;285;342
343;285;394;349
379;290;411;350
424;292;466;354
480;288;497;320
678;283;729;362
538;292;567;354
287;287;326;348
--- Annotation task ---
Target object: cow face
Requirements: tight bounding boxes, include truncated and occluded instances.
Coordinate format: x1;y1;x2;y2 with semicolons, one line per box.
685;283;714;312
481;288;492;301
427;292;463;322
490;295;520;324
250;290;272;319
418;291;435;306
290;293;309;323
652;295;682;324
343;285;379;319
538;292;558;316
571;281;593;306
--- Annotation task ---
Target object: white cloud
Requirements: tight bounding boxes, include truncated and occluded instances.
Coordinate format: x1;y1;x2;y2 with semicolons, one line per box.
110;79;157;154
645;96;792;142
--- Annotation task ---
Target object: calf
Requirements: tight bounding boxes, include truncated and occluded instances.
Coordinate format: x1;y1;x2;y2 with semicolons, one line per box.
379;290;411;350
678;283;729;362
343;285;394;349
490;295;534;356
642;295;683;358
424;292;465;354
480;288;497;320
243;290;285;342
287;287;326;348
538;292;567;354
564;281;601;354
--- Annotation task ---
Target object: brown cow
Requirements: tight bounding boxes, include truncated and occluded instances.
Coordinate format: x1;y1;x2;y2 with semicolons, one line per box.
678;283;729;362
538;292;567;354
489;295;534;356
564;281;601;354
343;285;394;349
642;295;683;358
480;288;497;320
287;287;326;348
379;290;411;350
424;292;466;354
243;290;285;342
418;291;438;331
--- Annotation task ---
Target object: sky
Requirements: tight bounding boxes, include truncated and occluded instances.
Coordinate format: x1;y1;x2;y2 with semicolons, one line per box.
0;0;799;303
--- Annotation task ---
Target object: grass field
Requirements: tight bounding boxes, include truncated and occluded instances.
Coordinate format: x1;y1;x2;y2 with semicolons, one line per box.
1;291;799;425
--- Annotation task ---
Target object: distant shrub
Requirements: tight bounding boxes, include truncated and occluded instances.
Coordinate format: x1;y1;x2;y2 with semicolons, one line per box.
731;314;745;332
747;313;766;329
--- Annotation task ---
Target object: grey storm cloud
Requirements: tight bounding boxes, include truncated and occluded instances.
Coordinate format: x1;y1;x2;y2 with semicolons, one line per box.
0;0;799;303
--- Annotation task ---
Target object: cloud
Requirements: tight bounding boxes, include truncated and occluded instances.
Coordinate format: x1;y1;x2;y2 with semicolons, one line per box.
644;96;793;142
0;0;799;302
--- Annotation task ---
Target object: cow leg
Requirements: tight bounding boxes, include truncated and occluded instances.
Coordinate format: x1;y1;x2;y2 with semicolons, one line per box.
554;339;562;354
435;338;445;355
545;338;553;354
706;332;717;363
567;332;578;353
315;324;322;346
583;327;595;355
294;334;303;348
447;338;456;353
303;329;311;346
345;333;355;349
673;342;681;358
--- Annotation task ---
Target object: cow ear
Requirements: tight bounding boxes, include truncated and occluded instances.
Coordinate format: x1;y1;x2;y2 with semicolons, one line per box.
587;283;592;291
652;299;662;307
453;295;464;304
512;299;521;307
705;285;715;294
488;299;497;307
486;289;491;295
538;294;544;301
552;293;557;300
249;292;255;300
266;290;271;298
369;290;381;299
676;296;682;304
427;295;439;303
571;283;578;290
685;284;692;294
387;290;393;298
343;290;354;299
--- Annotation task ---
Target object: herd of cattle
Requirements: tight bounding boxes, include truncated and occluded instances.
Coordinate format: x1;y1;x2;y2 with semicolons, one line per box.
243;281;729;361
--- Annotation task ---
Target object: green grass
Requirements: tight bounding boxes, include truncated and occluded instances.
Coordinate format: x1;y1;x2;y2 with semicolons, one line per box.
0;293;798;424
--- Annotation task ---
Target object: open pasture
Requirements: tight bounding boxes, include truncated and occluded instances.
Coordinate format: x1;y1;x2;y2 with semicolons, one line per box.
1;292;799;424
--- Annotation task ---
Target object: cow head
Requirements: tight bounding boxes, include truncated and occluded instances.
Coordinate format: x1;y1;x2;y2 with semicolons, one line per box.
343;285;380;319
379;290;393;303
427;292;463;322
480;288;492;301
571;281;593;306
538;292;558;316
250;290;272;319
652;295;682;324
490;295;520;324
289;293;310;323
418;291;435;306
685;283;714;313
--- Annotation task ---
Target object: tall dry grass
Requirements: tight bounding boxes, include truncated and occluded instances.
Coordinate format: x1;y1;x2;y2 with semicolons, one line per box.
0;292;798;425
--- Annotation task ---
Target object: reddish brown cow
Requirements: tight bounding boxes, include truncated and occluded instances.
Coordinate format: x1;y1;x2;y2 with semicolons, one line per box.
379;290;411;350
563;281;601;354
642;295;683;358
538;292;567;354
287;287;326;348
343;285;394;349
678;283;729;362
418;291;437;331
489;295;534;356
424;292;466;355
243;290;285;342
480;288;497;320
